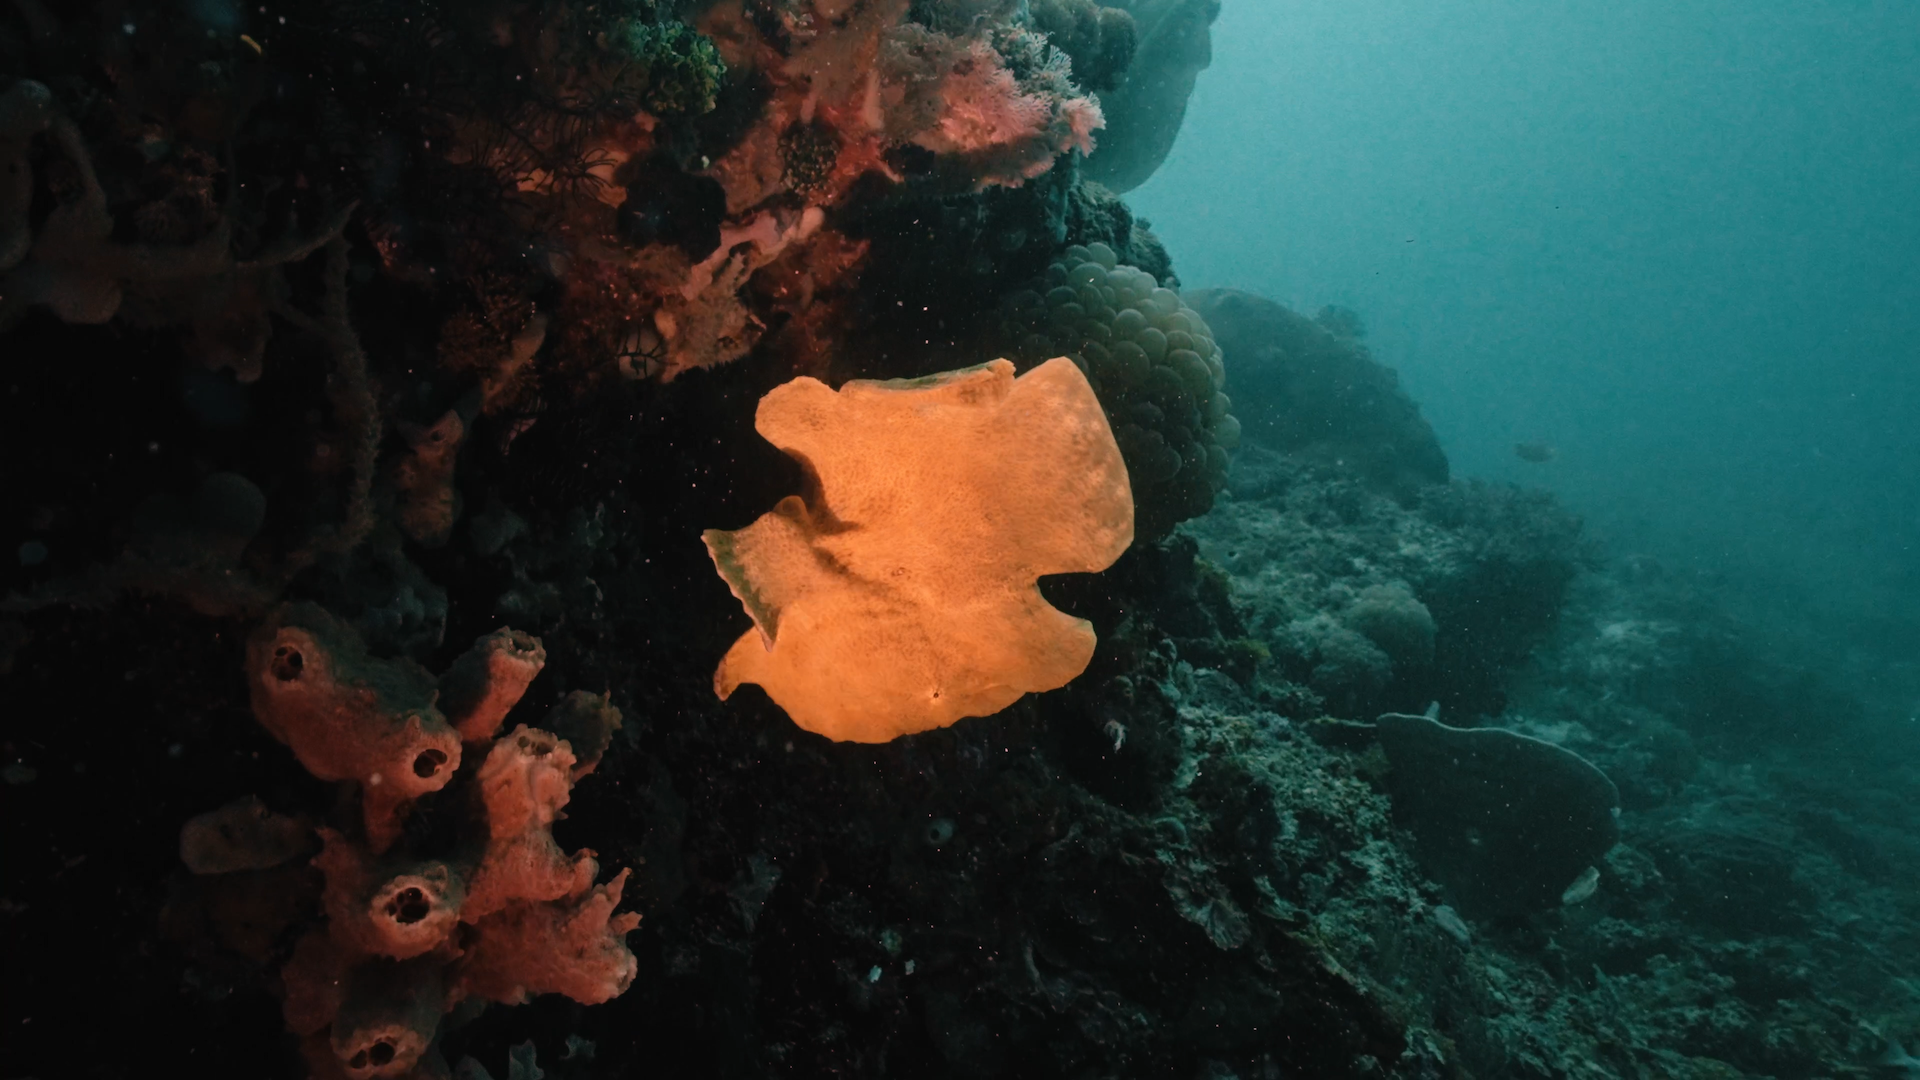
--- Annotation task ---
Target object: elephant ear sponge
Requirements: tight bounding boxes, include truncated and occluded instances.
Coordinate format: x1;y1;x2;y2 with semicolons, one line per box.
705;357;1134;743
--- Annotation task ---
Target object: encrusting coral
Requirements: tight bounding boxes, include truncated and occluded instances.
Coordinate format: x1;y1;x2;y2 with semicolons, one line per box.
233;605;638;1079
706;356;1134;742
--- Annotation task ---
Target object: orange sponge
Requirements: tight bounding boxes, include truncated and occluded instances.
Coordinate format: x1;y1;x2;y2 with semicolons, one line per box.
706;357;1134;742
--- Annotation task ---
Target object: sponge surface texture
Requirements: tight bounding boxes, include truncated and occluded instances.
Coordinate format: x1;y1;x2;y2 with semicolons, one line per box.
707;357;1134;742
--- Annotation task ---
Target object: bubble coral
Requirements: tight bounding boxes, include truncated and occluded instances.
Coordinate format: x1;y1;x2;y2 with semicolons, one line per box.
998;241;1238;539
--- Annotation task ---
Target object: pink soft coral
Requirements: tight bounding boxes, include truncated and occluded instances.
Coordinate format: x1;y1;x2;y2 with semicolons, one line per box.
884;27;1106;189
922;43;1055;157
1060;93;1104;157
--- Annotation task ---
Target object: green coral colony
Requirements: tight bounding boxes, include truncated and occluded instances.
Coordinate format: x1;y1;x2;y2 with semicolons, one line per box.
606;16;727;116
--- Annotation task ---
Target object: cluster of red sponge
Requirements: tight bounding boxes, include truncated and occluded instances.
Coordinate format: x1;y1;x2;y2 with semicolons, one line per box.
234;604;637;1080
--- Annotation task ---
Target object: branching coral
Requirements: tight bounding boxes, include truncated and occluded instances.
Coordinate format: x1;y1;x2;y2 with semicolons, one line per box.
706;357;1133;742
233;606;637;1079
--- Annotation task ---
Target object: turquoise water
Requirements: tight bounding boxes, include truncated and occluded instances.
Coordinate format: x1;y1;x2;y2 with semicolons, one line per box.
1134;0;1920;633
1135;9;1920;1071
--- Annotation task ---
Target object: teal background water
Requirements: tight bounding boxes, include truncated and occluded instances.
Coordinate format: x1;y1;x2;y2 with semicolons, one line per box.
1131;1;1920;663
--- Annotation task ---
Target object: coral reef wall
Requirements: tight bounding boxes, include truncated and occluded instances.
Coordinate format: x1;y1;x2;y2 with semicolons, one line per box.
7;3;1912;1080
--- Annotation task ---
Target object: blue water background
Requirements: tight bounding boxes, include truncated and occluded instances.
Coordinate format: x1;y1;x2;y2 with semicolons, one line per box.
1130;1;1920;679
